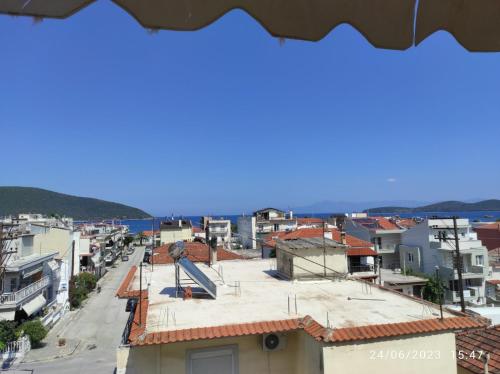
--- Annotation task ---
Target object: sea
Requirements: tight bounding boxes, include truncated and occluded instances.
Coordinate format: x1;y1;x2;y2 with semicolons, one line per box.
120;211;500;235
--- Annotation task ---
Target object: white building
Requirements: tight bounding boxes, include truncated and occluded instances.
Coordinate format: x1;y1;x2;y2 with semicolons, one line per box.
400;218;489;305
204;218;231;247
237;216;256;249
343;216;405;269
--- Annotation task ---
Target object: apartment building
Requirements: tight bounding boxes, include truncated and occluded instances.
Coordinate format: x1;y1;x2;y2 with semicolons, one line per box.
202;217;232;247
116;255;486;374
343;216;406;269
400;218;489;305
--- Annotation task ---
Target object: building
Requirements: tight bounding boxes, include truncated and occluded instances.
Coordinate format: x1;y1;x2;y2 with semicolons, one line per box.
275;237;348;279
456;325;500;374
486;280;500;305
159;220;193;245
474;223;500;251
265;228;378;280
379;268;427;297
116;257;486;374
0;214;78;324
400;218;489;305
254;208;296;234
203;217;232;247
296;217;324;229
237;216;256;249
343;216;405;270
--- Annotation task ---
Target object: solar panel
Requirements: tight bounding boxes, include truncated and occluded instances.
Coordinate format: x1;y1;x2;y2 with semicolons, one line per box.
178;257;217;299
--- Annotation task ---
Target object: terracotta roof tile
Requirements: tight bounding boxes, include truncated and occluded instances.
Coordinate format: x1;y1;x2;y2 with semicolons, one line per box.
152;242;244;265
456;325;500;374
486;280;500;285
346;247;378;256
326;317;485;343
297;217;324;225
116;266;137;298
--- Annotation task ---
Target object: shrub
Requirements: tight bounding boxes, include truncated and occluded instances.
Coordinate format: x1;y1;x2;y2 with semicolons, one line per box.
0;320;17;349
77;272;97;292
17;319;47;347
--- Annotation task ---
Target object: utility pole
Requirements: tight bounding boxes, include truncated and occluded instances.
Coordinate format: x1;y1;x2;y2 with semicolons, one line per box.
452;216;466;313
139;263;143;326
151;217;155;272
322;222;327;277
435;266;443;320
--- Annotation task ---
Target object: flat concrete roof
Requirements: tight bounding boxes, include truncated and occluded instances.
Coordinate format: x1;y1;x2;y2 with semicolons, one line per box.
380;268;428;285
132;259;454;335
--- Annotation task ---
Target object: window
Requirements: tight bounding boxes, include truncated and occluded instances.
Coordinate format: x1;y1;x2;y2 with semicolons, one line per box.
407;253;414;263
187;345;238;374
10;278;17;292
476;255;484;266
273;224;280;232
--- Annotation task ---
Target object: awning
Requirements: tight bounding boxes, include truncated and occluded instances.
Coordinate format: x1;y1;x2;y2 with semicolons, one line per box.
22;295;46;316
1;0;500;51
347;247;378;257
0;310;16;321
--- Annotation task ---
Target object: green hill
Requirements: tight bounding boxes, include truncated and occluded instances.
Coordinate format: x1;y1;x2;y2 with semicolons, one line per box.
365;200;500;214
0;187;151;220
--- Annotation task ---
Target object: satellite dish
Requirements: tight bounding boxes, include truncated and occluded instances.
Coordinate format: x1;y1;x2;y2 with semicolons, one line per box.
168;241;185;260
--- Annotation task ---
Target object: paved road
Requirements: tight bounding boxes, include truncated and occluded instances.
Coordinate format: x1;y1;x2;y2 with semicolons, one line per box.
11;247;143;374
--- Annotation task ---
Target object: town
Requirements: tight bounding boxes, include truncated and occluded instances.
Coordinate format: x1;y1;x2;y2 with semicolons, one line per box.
0;209;499;373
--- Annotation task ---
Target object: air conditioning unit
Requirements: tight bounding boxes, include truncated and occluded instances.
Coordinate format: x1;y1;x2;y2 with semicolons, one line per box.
262;333;287;352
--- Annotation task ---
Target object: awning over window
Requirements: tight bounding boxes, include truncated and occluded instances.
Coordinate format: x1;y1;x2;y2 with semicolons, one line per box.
2;0;500;51
22;295;46;316
0;310;16;321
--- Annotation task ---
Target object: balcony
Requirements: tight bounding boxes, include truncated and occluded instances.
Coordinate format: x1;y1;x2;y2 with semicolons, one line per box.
375;244;397;254
0;276;50;306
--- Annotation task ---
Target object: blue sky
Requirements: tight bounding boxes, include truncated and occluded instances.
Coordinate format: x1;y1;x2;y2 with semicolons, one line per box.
1;1;499;216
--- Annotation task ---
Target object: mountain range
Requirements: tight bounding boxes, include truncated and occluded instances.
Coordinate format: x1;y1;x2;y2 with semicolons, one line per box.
0;187;151;220
364;200;500;214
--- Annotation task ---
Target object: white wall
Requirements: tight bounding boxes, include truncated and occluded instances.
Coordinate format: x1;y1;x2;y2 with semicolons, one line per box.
237;216;256;249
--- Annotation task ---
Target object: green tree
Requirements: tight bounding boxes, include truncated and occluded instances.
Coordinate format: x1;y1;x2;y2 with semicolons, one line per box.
0;320;17;349
124;235;134;246
17;319;47;347
77;272;97;292
136;231;146;245
422;275;443;304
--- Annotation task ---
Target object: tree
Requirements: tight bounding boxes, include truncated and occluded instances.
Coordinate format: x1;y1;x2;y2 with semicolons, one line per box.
124;235;134;246
0;321;17;350
422;275;443;304
136;231;146;245
17;319;47;347
77;272;97;292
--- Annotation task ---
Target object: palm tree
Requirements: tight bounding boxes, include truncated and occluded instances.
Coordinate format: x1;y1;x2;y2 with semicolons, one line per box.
136;231;146;246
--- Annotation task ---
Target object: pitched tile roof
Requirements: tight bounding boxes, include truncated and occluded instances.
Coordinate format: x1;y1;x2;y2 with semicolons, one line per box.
129;314;485;346
265;228;375;256
476;223;500;231
116;266;137;298
486;280;500;285
153;242;244;264
354;216;401;231
396;218;417;229
330;228;374;248
297;217;324;225
456;325;500;374
128;291;149;343
325;317;484;342
346;247;378;256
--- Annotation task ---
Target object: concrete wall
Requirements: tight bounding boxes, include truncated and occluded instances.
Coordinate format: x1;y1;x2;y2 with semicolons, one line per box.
118;331;321;374
237;216;256;249
160;228;192;245
32;226;72;259
323;332;457;374
277;247;347;279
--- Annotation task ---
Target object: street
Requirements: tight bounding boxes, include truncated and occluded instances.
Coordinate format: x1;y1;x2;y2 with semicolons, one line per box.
10;247;143;374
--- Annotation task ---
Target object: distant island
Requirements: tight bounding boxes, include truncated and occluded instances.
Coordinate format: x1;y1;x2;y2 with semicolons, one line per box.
0;187;151;220
364;200;500;214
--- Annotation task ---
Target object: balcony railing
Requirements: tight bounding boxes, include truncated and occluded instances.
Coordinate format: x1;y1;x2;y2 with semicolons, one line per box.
0;276;50;305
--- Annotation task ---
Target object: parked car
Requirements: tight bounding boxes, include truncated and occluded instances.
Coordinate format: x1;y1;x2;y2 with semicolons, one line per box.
143;253;150;263
122;255;129;261
125;299;137;312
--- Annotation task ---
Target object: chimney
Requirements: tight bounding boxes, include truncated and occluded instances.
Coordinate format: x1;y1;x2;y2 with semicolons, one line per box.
210;237;218;265
289;210;293;219
178;219;182;228
340;231;347;245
